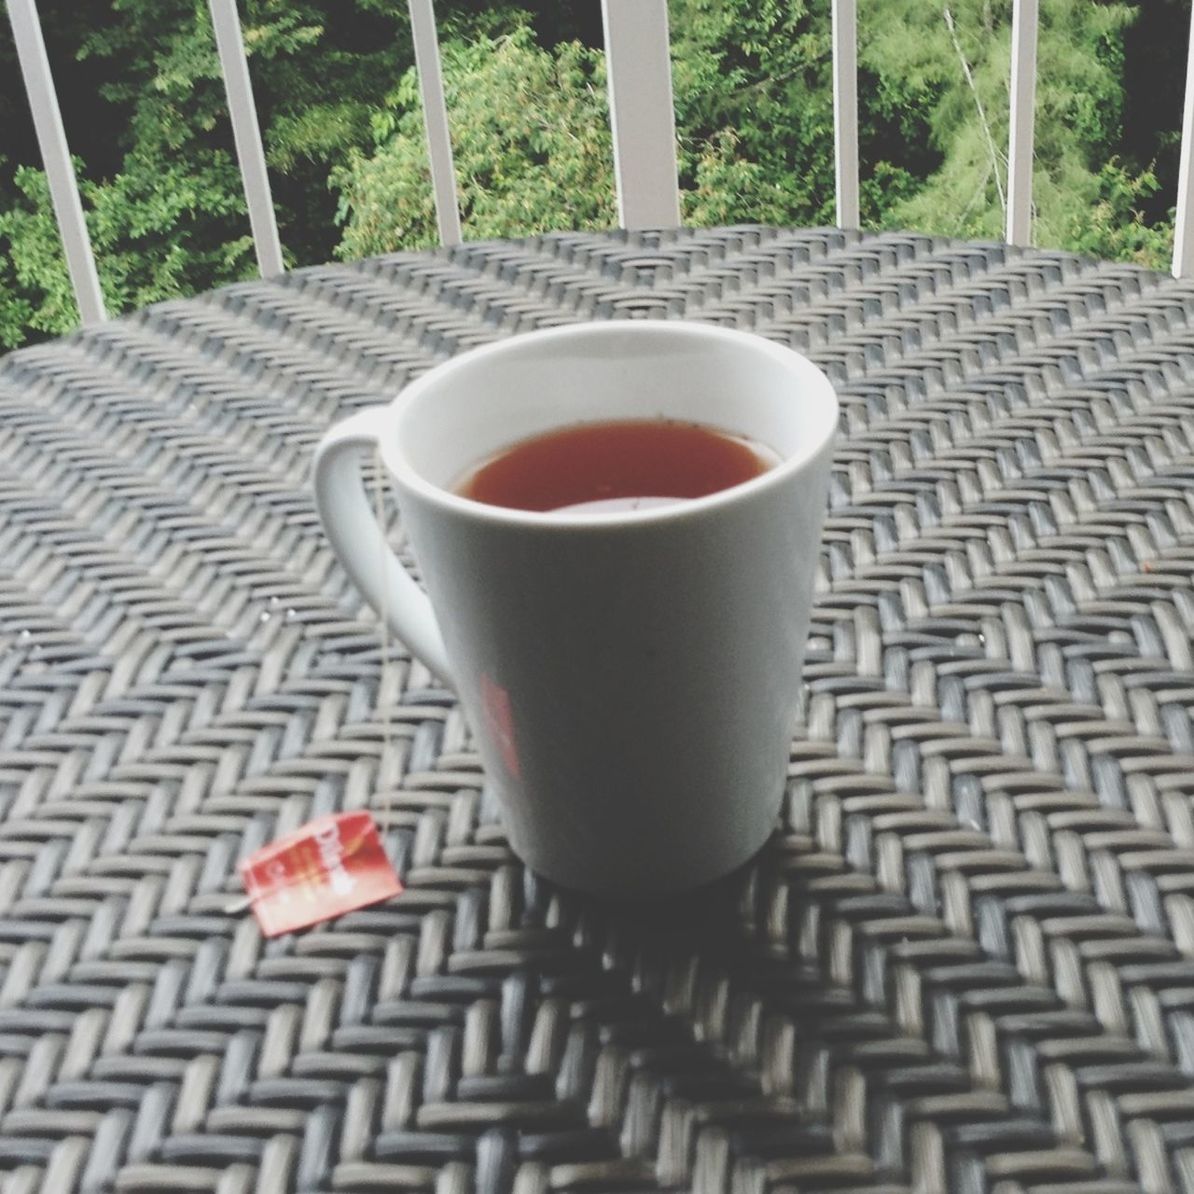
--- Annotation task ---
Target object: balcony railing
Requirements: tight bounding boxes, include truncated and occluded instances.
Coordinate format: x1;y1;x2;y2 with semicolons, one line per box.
8;0;1194;336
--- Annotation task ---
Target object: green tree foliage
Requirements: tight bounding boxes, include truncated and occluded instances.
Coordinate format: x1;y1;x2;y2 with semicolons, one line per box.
333;26;616;256
668;0;838;226
76;0;418;263
0;157;252;345
666;0;1172;264
333;0;929;246
867;0;1170;265
668;0;935;227
0;0;1186;349
0;0;417;346
335;0;1174;263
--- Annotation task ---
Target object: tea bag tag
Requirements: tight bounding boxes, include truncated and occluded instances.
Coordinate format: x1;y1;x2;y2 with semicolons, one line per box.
239;811;402;936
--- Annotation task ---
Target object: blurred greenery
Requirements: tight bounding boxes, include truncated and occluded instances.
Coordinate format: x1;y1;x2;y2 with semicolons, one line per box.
0;0;1185;348
333;25;616;255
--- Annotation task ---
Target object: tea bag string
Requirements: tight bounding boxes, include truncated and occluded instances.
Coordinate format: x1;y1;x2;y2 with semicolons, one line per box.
371;445;397;837
228;449;397;920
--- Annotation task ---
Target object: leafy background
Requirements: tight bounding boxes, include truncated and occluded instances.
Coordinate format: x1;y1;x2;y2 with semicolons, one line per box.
0;0;1187;349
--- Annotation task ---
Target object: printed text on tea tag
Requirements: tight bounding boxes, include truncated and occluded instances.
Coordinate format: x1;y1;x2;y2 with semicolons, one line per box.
239;811;402;936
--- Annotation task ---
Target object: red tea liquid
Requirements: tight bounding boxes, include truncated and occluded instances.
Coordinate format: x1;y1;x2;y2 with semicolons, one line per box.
456;418;776;514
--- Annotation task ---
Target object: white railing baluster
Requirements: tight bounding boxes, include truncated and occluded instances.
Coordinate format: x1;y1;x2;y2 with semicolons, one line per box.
1174;5;1194;277
407;0;462;247
600;0;681;231
1006;0;1039;247
831;0;860;230
7;0;106;325
207;0;284;277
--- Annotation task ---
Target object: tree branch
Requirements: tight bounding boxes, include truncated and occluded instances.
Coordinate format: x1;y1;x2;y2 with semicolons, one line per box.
943;4;1005;215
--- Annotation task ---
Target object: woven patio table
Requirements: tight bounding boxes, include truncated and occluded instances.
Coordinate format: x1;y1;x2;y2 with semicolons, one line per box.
4;225;1194;1194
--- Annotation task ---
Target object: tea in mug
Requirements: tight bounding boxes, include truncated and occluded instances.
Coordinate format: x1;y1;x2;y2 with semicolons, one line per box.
455;418;777;513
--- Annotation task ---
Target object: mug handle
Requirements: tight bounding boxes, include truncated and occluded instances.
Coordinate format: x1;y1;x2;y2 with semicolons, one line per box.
312;406;453;684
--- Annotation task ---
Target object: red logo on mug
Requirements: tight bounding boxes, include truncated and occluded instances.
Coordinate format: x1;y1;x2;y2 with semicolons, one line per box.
480;673;522;779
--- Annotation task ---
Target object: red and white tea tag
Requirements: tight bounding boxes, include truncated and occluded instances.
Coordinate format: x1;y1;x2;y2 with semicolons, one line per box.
239;811;402;937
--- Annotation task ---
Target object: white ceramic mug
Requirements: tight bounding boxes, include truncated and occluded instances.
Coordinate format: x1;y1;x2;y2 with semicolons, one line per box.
313;322;837;897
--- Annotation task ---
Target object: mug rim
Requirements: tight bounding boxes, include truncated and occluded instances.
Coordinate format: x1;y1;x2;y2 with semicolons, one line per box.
381;320;839;529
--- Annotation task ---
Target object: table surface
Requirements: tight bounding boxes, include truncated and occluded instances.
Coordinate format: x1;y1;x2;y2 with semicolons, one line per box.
4;225;1194;1194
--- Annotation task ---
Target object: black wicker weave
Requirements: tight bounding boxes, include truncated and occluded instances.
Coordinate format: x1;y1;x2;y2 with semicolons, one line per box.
4;226;1194;1194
